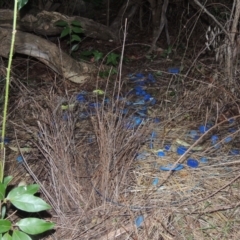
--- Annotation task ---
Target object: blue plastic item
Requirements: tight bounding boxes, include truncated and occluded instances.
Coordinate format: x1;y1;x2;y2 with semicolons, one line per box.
152;178;159;186
16;156;24;163
230;149;240;155
177;146;187;155
76;94;86;103
147;73;156;83
0;137;10;144
135;215;144;228
229;128;236;133
228;118;235;124
199;125;210;134
149;98;156;105
151;131;157;138
164;145;171;151
144;94;151;101
136;152;149;160
224;136;232;143
157;151;165;157
187;158;199;168
211;135;221;149
200;157;208;163
160;164;184;171
88;103;101;108
168;67;180;74
189;130;198;139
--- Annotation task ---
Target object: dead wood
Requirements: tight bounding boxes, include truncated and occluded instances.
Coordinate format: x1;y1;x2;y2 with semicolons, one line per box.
0;27;102;84
0;9;118;41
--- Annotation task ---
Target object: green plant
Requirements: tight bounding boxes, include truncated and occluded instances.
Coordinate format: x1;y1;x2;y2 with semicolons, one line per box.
161;45;173;58
0;176;55;239
80;50;104;62
0;0;55;239
55;20;83;54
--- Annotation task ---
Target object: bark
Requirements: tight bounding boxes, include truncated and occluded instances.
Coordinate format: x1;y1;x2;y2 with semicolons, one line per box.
0;27;102;84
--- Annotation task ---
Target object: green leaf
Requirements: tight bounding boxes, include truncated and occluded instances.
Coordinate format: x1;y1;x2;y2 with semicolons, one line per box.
1;205;6;219
16;218;55;235
106;53;119;66
55;20;68;27
71;20;81;27
0;219;11;234
71;44;79;52
17;0;28;11
60;28;71;38
7;185;39;199
2;232;12;240
7;194;51;212
72;26;83;34
12;230;31;240
0;183;6;200
93;51;103;62
3;176;13;187
71;34;81;42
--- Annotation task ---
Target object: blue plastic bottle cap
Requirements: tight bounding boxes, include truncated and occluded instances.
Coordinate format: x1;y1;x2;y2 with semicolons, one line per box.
200;157;208;163
187;159;199;168
177;146;187;155
157;151;165;157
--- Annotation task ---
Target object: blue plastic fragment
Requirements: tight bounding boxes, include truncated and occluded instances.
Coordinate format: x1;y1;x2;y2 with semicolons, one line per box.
211;135;221;148
168;67;180;74
135;73;144;78
157;151;165;157
151;131;157;138
228;118;235;124
149;98;156;105
224;136;232;143
149;143;154;149
136;151;149;160
164;145;171;151
135;215;144;228
16;156;23;163
147;73;156;83
200;157;208;163
132;99;145;105
177;146;187;155
187;158;199;168
199;125;210;134
229;128;236;133
189;130;198;139
160;164;184;171
88;103;101;108
144;94;151;101
0;137;10;144
230;149;240;155
76;94;86;103
153;118;160;123
152;178;159;186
